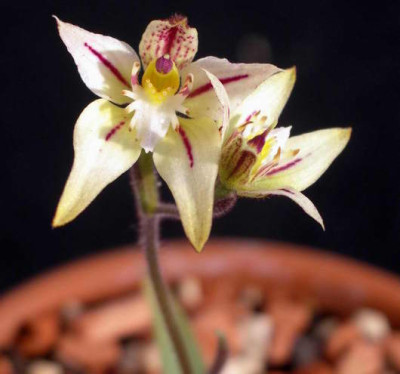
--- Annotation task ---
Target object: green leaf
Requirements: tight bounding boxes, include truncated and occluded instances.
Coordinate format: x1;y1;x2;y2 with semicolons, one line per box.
144;278;206;374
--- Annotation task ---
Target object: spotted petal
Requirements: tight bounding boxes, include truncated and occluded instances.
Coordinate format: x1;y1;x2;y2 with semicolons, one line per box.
55;17;139;104
252;128;352;192
53;99;141;227
139;15;198;70
153;117;220;252
182;57;280;122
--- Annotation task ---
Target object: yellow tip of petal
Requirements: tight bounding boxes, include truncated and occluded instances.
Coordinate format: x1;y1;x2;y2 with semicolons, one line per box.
341;127;353;141
51;208;69;228
191;235;208;253
282;66;297;85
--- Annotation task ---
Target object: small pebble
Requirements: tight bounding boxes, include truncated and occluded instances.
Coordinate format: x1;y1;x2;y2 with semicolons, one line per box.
294;361;333;374
268;299;312;366
221;356;263;374
60;301;84;324
18;312;59;357
292;336;321;367
177;277;203;311
118;342;147;373
0;355;13;374
239;286;265;312
325;322;361;360
385;333;400;371
193;305;242;365
312;318;338;342
27;360;63;374
142;343;160;373
336;340;384;374
56;334;121;372
352;308;390;342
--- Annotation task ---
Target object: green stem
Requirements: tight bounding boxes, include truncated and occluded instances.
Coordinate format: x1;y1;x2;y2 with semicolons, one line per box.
130;152;193;374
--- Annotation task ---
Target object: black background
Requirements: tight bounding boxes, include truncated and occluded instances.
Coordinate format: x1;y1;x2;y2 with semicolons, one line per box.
1;0;399;292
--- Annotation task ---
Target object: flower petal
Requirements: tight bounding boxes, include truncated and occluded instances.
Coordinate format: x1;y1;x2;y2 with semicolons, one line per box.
55;17;139;104
238;186;324;229
53;99;141;227
139;15;198;70
253;128;352;191
231;67;296;133
182;56;280;120
153;117;220;252
270;188;324;229
203;69;230;140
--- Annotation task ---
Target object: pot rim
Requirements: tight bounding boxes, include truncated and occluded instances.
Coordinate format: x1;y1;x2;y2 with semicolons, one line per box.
1;238;399;348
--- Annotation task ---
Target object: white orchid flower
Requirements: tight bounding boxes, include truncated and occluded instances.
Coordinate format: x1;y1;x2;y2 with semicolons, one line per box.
219;68;352;228
52;15;280;251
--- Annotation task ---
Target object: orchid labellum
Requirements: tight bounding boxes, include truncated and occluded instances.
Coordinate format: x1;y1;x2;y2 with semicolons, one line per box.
52;15;281;251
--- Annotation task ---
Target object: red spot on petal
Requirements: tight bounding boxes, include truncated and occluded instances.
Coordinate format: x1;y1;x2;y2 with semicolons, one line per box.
177;126;194;168
188;74;249;98
105;121;125;141
84;43;130;88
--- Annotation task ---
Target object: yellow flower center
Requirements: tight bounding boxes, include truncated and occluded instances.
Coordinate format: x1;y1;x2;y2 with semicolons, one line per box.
142;55;180;104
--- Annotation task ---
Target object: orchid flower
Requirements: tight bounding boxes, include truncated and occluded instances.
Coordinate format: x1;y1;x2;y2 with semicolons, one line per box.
219;68;351;228
52;15;280;251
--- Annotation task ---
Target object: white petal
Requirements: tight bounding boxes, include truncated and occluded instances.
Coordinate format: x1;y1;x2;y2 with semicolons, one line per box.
153;117;220;252
139;16;198;69
129;91;181;152
231;68;296;133
182;56;281;120
254;128;352;191
53;99;141;227
55;17;139;104
266;126;292;159
131;102;173;153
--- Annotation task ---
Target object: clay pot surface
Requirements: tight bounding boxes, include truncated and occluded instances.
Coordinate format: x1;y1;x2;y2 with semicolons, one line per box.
1;239;400;350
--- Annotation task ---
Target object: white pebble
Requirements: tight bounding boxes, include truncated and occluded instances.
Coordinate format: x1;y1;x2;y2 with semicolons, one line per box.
352;308;390;342
27;361;63;374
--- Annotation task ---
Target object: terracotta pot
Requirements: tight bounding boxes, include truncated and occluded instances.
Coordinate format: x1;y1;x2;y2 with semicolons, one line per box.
1;238;400;352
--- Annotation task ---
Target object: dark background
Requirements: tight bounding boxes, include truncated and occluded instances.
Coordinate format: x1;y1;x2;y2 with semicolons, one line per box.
1;0;399;292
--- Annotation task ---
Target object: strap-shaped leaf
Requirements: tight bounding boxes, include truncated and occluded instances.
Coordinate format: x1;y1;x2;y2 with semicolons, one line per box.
144;278;205;374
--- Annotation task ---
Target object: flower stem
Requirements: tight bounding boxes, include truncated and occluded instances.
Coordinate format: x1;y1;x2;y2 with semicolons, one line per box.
130;152;193;374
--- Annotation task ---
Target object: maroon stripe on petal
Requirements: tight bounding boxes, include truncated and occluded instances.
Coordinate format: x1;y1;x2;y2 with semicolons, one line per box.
188;74;249;98
266;158;302;175
162;26;179;56
228;150;256;180
248;129;269;153
105;121;125;141
84;43;130;88
177;126;194;168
